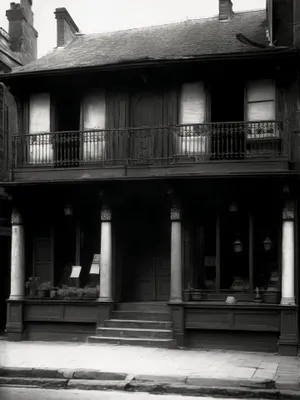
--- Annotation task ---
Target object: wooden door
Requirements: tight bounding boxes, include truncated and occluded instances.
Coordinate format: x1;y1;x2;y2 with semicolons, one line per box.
130;91;163;164
122;208;170;302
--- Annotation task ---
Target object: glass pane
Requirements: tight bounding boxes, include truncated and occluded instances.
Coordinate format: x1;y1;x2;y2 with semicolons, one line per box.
253;205;280;292
179;82;206;124
247;101;275;121
247;80;275;102
220;209;249;291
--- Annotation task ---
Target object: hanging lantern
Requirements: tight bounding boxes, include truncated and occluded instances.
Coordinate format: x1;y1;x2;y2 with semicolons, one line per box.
229;202;238;213
233;237;242;253
263;236;272;252
64;204;73;216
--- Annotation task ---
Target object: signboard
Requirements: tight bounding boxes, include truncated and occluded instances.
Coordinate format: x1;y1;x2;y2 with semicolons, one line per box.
70;265;82;279
89;254;100;275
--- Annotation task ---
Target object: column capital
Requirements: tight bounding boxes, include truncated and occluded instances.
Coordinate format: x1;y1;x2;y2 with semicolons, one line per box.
101;205;112;222
11;208;23;225
170;205;181;221
283;200;294;221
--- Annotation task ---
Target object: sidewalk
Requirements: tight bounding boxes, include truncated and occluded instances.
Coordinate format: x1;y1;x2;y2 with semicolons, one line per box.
0;340;299;396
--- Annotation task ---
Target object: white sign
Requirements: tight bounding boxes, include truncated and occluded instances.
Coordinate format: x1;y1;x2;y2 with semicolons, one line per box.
90;264;100;275
70;265;82;279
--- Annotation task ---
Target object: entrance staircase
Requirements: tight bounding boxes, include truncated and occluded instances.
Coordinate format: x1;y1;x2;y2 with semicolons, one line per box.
88;303;176;348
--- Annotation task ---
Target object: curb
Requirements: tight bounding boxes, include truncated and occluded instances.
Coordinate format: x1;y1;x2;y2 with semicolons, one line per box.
0;367;299;398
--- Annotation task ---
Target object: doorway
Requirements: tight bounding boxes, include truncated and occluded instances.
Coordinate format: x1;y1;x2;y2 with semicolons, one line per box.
119;203;170;302
210;82;245;159
55;216;77;286
130;90;163;164
55;93;81;166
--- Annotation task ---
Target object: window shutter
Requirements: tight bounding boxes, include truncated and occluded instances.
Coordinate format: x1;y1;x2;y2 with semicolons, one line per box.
178;82;207;156
29;93;52;164
179;82;206;124
246;80;275;121
82;90;106;161
83;90;106;130
29;93;50;133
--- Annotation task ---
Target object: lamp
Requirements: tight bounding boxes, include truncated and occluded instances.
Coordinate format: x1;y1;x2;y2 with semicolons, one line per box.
233;237;242;253
64;204;73;216
263;235;272;252
229;202;238;212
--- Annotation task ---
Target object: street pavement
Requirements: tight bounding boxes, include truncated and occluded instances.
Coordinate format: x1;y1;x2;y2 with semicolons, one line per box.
0;387;217;400
0;340;299;394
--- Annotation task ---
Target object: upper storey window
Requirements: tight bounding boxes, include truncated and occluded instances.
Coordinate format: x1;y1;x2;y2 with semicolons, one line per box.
246;80;277;138
29;93;52;164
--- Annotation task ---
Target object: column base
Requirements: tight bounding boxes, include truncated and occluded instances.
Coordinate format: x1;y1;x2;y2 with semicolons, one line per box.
169;299;183;304
6;300;24;342
280;297;295;306
97;297;113;303
278;307;298;356
168;302;184;347
97;301;114;327
9;295;24;301
278;340;298;356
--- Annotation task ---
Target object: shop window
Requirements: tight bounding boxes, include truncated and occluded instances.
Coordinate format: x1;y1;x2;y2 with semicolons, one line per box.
187;203;280;300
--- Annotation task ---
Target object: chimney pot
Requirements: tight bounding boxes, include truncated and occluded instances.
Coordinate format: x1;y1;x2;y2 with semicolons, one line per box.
219;0;233;21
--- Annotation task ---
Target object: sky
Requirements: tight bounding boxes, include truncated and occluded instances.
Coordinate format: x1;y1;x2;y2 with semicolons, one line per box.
0;0;266;57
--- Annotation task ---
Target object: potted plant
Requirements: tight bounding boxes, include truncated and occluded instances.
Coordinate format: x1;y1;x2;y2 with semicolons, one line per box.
57;286;77;299
50;286;58;298
37;281;52;298
191;289;202;301
25;277;39;298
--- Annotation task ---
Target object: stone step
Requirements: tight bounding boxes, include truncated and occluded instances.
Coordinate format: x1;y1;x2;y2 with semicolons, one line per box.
87;336;176;348
116;302;169;313
104;319;172;330
96;327;173;339
111;311;171;321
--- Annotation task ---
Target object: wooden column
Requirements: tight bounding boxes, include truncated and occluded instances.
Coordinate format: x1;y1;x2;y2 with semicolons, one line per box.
99;205;112;302
281;200;295;306
170;205;182;303
249;212;254;291
9;208;25;300
216;214;220;292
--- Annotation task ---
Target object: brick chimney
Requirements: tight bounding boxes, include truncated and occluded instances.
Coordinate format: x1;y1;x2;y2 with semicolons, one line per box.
54;8;79;48
6;0;38;64
219;0;233;21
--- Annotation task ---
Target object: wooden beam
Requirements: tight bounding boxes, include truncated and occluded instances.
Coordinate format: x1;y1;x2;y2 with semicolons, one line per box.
216;213;221;292
249;211;254;292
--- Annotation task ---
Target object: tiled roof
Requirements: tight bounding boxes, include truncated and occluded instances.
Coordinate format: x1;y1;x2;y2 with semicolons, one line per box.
10;10;272;75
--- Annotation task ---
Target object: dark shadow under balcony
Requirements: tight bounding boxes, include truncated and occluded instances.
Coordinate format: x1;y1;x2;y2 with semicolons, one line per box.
10;121;292;182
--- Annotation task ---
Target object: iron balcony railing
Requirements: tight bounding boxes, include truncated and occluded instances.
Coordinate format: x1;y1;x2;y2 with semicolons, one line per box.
12;121;287;169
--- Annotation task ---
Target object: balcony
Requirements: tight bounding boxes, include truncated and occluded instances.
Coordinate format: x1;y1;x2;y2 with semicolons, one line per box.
10;121;291;182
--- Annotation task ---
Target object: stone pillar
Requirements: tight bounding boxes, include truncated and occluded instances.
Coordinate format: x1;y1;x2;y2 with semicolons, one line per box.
170;205;182;303
99;205;112;302
281;200;295;306
9;208;25;300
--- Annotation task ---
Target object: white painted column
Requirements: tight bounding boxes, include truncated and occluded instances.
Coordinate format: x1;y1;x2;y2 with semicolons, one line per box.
9;208;25;300
99;205;112;302
281;200;295;306
170;205;182;302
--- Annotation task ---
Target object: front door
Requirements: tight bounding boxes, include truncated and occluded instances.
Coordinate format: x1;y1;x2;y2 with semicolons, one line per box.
121;205;170;301
130;91;163;164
